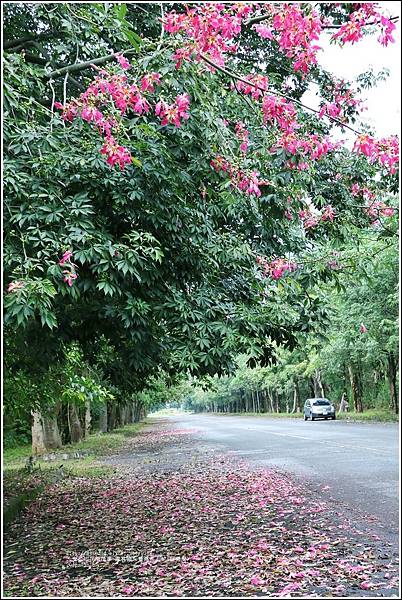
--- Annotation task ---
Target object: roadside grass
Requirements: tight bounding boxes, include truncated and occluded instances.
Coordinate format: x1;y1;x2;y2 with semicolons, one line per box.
336;409;399;422
3;422;145;472
209;409;398;422
3;422;146;526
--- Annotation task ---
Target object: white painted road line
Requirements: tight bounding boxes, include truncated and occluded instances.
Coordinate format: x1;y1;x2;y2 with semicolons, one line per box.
241;428;394;455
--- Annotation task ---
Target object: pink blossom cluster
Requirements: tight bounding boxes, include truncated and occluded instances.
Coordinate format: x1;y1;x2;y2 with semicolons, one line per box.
235;121;249;153
165;3;254;68
262;95;298;133
210;155;233;174
234;74;269;100
351;182;375;200
327;251;343;271
364;200;395;222
321;204;336;222
354;134;399;174
256;255;297;280
235;170;262;197
274;132;338;163
101;136;132;170
299;205;335;230
254;4;322;74
55;58;190;169
59;250;77;287
350;183;394;224
319;80;363;123
332;4;396;46
298;209;320;230
211;155;266;197
155;93;190;127
7;280;25;293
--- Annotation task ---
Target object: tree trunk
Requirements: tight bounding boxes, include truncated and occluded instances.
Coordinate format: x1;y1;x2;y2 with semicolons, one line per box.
99;403;108;433
348;365;363;413
295;380;301;413
290;385;297;414
313;370;325;397
267;389;274;412
386;352;398;413
31;411;47;455
31;411;62;455
84;399;91;438
338;391;349;413
108;401;116;431
68;403;83;442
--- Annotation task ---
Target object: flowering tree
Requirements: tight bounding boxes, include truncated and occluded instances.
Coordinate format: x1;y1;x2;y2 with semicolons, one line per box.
3;2;399;383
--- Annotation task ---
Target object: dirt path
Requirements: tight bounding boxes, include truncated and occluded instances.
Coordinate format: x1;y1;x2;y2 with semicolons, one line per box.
3;418;399;597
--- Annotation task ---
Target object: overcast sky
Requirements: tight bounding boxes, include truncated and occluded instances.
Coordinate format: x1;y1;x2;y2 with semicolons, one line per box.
302;1;400;141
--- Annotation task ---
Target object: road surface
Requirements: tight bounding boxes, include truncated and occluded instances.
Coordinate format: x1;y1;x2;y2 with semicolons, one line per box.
158;413;399;543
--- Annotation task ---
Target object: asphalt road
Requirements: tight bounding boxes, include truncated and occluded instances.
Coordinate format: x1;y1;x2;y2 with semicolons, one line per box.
163;413;399;541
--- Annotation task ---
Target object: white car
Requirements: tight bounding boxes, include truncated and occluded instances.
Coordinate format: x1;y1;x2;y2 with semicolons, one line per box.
304;398;336;421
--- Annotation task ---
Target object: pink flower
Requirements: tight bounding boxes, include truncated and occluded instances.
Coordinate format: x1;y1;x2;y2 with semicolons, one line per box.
321;205;335;222
116;53;131;70
7;280;25;293
259;257;297;280
254;24;273;39
140;72;161;93
100;136;132;170
360;323;368;333
63;270;77;287
155;94;190;127
250;575;264;586
122;585;135;595
59;250;73;265
360;581;373;590
278;582;301;596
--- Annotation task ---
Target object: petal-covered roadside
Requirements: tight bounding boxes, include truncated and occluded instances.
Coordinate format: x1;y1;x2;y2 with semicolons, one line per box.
3;424;398;597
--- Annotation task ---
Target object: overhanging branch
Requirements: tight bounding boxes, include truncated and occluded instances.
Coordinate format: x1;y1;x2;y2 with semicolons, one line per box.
199;54;363;135
44;48;138;80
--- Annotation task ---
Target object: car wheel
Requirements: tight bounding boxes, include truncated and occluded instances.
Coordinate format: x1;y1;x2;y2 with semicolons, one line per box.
332;415;336;420
304;415;308;421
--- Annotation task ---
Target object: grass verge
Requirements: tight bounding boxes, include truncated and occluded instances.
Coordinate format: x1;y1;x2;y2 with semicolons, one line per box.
208;409;398;422
3;422;146;527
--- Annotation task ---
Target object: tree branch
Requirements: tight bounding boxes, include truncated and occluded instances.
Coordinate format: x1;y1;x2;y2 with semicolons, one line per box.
199;54;363;135
44;48;138;80
3;31;62;50
245;13;399;28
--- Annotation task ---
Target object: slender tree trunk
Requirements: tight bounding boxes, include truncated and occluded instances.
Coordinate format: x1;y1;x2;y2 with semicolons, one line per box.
348;365;363;413
290;385;297;414
339;391;349;413
275;391;279;413
68;403;83;442
84;399;91;438
386;352;398;413
267;389;274;412
108;401;117;431
295;380;301;413
313;370;325;397
99;403;108;432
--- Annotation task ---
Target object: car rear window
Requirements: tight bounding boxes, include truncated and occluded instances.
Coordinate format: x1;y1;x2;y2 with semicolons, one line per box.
312;400;330;406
